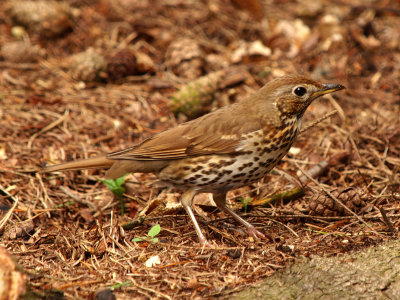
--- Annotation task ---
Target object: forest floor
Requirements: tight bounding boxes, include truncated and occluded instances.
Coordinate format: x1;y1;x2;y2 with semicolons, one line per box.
0;0;399;299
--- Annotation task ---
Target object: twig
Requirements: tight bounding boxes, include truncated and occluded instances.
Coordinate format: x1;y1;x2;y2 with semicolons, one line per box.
28;110;69;149
300;110;337;134
285;160;329;190
2;70;28;86
327;95;346;121
218;213;400;221
252;187;304;206
0;62;39;69
59;186;97;209
206;224;245;246
0;167;35;178
128;278;172;300
255;159;330;206
333;0;400;15
268;218;299;237
0;183;19;231
299;161;329;183
377;206;397;235
35;173;51;218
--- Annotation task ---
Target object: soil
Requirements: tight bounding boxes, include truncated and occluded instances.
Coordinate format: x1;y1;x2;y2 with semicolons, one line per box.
0;0;399;299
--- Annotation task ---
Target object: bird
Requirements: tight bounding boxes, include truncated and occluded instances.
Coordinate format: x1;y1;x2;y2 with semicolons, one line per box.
43;75;345;246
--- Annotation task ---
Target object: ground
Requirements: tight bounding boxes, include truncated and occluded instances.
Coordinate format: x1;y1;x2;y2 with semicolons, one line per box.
0;0;399;299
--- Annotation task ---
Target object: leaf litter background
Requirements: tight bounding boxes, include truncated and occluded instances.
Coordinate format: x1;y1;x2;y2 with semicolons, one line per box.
0;0;399;299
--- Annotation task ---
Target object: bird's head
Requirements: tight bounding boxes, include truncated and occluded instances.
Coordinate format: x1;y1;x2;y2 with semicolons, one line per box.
263;75;345;119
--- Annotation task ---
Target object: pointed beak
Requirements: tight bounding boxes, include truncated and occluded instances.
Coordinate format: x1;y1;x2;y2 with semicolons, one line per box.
311;83;345;99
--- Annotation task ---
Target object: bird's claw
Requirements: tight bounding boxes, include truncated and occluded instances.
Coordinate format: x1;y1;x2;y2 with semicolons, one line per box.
247;226;266;239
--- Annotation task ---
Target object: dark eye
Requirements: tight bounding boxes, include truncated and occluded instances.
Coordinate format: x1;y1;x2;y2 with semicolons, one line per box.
293;86;307;96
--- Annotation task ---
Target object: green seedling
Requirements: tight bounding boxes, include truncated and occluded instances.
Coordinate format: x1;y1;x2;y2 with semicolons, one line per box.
258;69;271;78
109;280;132;289
132;224;161;244
240;197;252;213
98;175;127;215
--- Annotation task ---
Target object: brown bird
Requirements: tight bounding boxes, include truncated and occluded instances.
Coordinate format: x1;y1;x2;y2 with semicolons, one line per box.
44;75;345;245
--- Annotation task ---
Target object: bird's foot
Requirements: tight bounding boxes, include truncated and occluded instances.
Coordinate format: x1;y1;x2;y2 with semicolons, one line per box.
199;237;216;249
247;226;266;239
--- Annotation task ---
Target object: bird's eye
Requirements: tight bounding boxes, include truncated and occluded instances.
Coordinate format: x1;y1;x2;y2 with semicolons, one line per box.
293;86;307;97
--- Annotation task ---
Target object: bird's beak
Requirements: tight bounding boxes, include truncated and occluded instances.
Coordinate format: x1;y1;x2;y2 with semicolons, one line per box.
311;83;345;99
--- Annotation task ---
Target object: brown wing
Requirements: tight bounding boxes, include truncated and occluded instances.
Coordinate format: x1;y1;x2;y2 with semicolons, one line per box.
106;103;269;161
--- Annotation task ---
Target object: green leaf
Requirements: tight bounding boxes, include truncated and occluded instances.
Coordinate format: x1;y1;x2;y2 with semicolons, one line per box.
148;224;161;238
98;175;127;198
115;176;126;188
98;175;127;215
132;237;143;242
151;238;159;243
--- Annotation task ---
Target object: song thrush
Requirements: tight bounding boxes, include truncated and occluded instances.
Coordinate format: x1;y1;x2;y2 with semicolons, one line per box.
44;75;345;245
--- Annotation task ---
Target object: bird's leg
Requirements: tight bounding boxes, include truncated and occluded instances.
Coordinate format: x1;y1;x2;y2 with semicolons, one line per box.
213;192;266;239
180;189;209;246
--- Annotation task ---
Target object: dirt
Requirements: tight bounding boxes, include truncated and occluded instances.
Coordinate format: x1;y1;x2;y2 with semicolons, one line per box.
0;0;399;299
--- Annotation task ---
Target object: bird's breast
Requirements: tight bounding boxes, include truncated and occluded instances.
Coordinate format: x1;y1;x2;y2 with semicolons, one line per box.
158;118;300;193
239;116;300;156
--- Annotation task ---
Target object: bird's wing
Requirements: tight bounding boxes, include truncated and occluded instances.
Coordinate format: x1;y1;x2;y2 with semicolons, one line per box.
106;105;264;161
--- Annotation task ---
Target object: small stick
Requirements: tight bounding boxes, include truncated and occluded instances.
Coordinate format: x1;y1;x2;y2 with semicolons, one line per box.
252;187;304;206
28;110;69;149
0;183;19;231
300;110;338;134
377;206;397;235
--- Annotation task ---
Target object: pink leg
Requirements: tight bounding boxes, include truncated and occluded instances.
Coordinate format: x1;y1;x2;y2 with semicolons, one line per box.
213;193;265;239
181;190;210;246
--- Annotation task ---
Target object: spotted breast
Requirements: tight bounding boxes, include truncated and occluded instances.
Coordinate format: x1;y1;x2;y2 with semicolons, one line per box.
158;115;300;193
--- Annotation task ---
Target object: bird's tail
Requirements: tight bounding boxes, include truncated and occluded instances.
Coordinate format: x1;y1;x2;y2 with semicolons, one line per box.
42;155;114;173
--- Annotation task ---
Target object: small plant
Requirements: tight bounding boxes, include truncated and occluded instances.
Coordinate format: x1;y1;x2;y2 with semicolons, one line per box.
240;197;252;213
109;280;132;289
98;175;127;215
132;224;161;244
